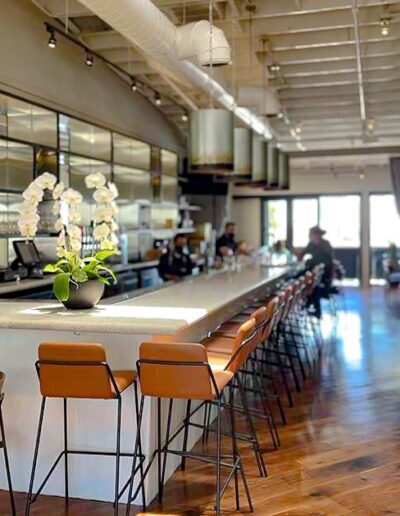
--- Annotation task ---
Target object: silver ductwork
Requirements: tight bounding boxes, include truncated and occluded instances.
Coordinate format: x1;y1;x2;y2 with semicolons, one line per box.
190;109;234;172
234;127;252;176
77;0;273;140
252;135;267;182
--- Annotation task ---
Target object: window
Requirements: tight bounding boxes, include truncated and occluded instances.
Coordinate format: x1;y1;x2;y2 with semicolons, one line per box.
319;195;360;247
59;115;111;161
263;199;287;247
161;149;179;176
292;198;318;248
0;139;33;191
370;194;400;248
113;133;150;170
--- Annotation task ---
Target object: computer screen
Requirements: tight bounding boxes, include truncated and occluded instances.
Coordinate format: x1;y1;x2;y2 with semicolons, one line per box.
13;240;41;267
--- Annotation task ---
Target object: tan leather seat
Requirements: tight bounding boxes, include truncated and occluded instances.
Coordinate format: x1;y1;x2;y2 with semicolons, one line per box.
138;341;233;400
38;342;137;399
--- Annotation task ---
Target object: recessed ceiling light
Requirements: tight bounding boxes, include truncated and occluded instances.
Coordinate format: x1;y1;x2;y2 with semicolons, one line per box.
85;51;94;67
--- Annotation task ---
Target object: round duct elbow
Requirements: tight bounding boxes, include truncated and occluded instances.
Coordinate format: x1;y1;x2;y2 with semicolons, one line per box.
176;21;231;66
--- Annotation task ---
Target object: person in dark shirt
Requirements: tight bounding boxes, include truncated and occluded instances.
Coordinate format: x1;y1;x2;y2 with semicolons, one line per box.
301;226;334;318
158;234;193;282
216;222;238;258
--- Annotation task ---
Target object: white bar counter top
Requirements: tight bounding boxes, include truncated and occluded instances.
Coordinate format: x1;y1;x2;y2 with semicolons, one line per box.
0;264;293;339
0;262;297;506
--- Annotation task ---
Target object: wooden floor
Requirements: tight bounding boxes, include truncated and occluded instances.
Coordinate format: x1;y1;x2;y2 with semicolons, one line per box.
3;288;400;515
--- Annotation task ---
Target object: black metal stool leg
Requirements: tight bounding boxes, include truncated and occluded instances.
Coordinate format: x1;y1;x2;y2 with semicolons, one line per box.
157;397;162;503
180;399;192;471
63;398;69;505
25;397;46;516
114;397;122;516
125;394;144;516
160;398;174;501
215;395;222;516
228;386;240;512
0;400;15;516
133;382;146;510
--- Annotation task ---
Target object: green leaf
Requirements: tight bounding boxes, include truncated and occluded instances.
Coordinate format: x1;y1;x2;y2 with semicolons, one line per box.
43;263;60;273
71;269;88;283
87;271;110;285
53;273;71;302
97;265;117;284
94;249;117;262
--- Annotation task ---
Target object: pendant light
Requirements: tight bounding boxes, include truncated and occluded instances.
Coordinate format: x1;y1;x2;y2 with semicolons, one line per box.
190;0;233;174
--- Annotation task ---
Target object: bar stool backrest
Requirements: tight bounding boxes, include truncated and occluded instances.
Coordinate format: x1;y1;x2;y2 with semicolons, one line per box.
249;306;268;352
228;318;257;374
281;285;294;321
261;297;279;342
37;342;117;399
139;342;216;400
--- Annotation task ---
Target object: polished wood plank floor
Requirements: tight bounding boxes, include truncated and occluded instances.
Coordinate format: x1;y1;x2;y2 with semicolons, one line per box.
2;288;400;515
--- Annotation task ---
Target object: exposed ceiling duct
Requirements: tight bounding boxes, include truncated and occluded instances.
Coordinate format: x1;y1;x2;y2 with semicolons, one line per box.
237;87;281;116
77;0;273;140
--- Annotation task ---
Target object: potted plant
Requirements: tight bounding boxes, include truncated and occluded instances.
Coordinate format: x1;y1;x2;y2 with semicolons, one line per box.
18;171;120;309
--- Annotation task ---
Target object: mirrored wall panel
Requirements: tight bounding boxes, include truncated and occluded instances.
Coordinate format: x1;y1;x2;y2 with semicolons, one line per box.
0;139;34;191
161;149;178;176
161;174;178;204
3;96;57;147
0;193;22;236
113;166;152;202
113;133;151;170
59;115;112;161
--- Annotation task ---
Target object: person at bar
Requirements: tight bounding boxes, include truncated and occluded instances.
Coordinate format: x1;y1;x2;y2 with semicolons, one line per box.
216;222;238;258
158;234;193;282
300;226;334;318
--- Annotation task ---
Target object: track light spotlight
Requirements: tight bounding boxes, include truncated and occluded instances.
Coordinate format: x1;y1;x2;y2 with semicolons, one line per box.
130;81;138;92
155;93;161;106
269;63;281;73
181;112;188;122
380;16;390;36
47;30;57;48
85;51;94;67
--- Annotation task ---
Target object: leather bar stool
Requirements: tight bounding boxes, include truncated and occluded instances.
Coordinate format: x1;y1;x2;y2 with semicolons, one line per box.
203;303;281;467
25;342;144;516
0;372;15;516
125;329;256;516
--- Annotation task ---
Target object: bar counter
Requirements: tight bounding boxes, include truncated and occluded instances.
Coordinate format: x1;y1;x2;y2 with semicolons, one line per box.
0;263;296;505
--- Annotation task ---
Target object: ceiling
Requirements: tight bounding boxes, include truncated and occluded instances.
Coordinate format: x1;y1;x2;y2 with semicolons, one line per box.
30;0;400;158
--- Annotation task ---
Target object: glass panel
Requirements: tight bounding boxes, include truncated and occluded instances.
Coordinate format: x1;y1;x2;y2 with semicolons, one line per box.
292;198;318;248
0;139;34;191
161;149;178;176
0;192;22;236
319;195;360;247
370;194;400;284
113;165;152;202
161;174;178;203
59;115;111;161
7;97;57;147
113;133;151;170
263;199;287;247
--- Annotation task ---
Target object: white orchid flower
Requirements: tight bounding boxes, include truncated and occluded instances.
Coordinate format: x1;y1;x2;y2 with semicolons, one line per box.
52;201;61;216
85;172;107;189
110;201;119;215
93;222;111;240
22;183;44;206
69;210;82;224
61;188;83;206
110;219;119;232
57;233;66;247
54;219;64;233
68;224;81;240
100;239;114;250
18;215;39;237
93;186;115;204
52;182;65;200
20;201;37;218
69;238;82;252
94;206;113;223
108;182;119;199
35;172;57;191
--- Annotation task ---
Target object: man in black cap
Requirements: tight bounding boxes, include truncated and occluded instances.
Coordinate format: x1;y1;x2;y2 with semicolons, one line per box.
301;226;334;318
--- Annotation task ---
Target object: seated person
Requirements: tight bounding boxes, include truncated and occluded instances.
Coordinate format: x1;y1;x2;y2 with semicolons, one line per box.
270;240;293;265
158;234;193;282
216;222;238;258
